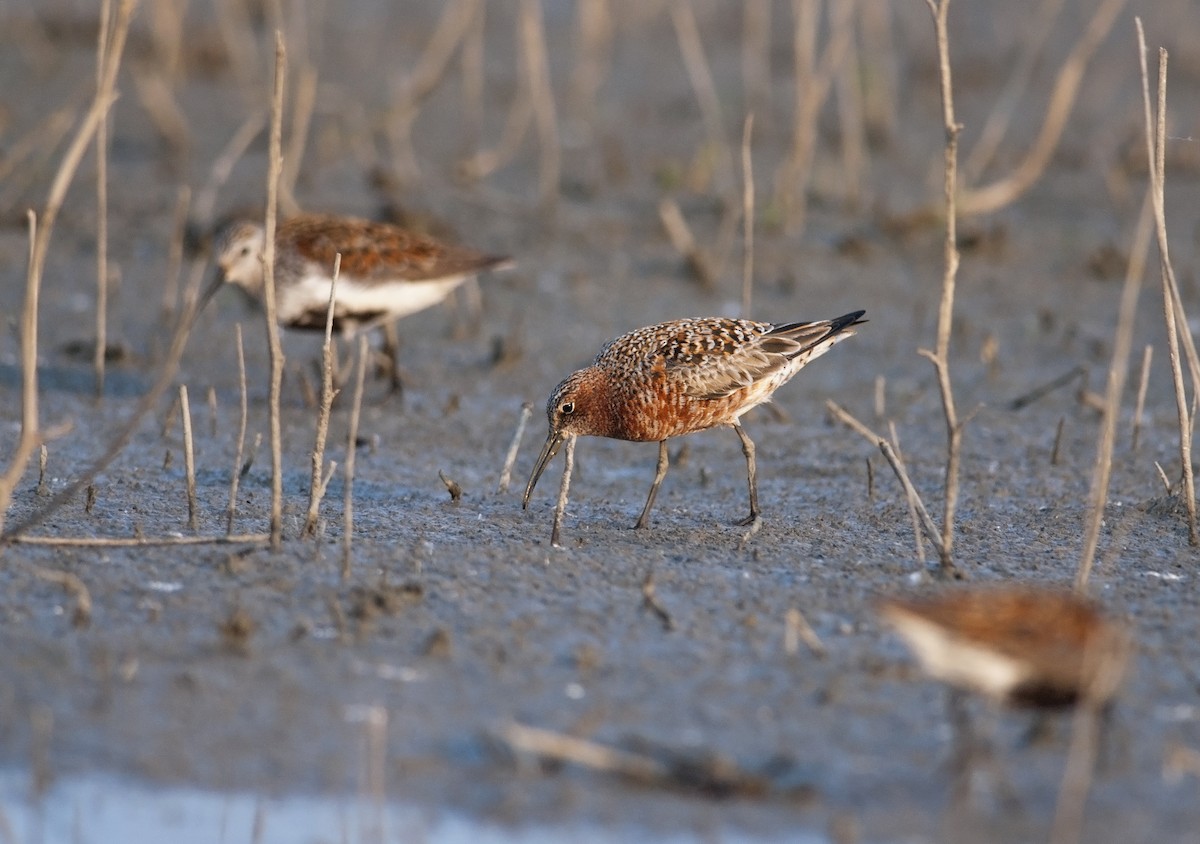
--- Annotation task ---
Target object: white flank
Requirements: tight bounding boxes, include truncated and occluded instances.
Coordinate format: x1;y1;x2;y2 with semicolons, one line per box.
886;613;1028;702
279;271;471;329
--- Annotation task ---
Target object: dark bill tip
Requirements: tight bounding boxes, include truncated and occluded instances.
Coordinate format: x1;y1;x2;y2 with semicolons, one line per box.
523;429;565;508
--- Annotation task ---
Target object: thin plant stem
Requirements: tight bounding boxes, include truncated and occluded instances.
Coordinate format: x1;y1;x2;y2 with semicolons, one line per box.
741;113;755;318
1131;344;1152;451
520;0;560;210
342;335;369;580
1138;24;1198;545
13;533;269;547
94;0;114;399
551;434;576;548
304;254;342;538
264;31;288;551
1076;192;1154;590
180;385;198;531
670;0;732;194
226;323;248;534
920;0;963;575
958;0;1128;216
497;402;533;494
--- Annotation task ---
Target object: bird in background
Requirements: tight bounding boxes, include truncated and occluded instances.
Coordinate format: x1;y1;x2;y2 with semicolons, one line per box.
523;310;866;535
205;212;512;392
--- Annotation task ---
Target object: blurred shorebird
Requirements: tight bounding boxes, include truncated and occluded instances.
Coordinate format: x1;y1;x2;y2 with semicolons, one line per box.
523;311;865;536
879;585;1132;804
879;586;1131;710
205;213;512;391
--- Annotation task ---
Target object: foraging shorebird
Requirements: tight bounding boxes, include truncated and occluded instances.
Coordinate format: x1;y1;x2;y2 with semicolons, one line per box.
523;311;865;539
206;213;512;391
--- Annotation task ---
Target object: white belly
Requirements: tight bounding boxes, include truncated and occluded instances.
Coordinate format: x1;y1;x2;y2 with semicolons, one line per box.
278;271;470;330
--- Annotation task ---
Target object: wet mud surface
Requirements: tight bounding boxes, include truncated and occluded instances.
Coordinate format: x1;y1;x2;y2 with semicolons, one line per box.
2;2;1200;841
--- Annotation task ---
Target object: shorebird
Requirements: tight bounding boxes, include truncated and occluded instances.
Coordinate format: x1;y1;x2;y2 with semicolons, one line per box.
879;586;1131;710
879;585;1132;804
205;213;511;391
523;311;865;537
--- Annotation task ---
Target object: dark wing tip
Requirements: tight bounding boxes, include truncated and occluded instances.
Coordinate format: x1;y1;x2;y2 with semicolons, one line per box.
830;309;867;332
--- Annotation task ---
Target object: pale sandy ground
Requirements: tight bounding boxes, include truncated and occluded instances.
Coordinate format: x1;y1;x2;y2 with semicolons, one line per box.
2;2;1200;842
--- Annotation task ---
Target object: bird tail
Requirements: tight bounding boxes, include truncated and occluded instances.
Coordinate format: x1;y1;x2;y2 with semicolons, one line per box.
768;310;867;360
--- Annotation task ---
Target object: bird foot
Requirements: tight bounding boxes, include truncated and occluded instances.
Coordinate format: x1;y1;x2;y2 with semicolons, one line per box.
735;512;761;528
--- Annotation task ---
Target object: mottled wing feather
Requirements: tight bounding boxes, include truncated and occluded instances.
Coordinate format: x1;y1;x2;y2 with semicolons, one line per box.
283;214;507;283
657;318;816;400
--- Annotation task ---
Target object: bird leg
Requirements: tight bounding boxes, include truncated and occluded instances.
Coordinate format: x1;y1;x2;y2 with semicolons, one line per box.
375;322;404;394
733;422;760;526
635;441;670;529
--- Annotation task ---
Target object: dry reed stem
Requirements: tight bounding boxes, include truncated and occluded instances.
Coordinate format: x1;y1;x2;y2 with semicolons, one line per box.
148;0;186;81
129;64;192;165
784;606;826;658
776;0;857;232
460;7;536;186
0;56;127;536
826;401;951;570
1051;416;1066;466
31;566;92;627
37;445;49;497
180;385;198;531
342;335;369;580
460;0;487;155
551;434;576;548
161;185;191;317
190;113;266;234
670;0;733;193
1153;461;1172;494
832;0;866;208
94;0;114;399
1076;191;1153;590
502;722;668;781
304;254;342;538
0;105;77;189
1049;638;1128;844
214;0;257;90
264;31;288;551
741;0;771;124
890;420;926;566
226;323;248;534
497;402;533;494
1139;33;1198;546
388;0;480;181
641;572;674;631
658;198;716;289
741;113;755;318
858;0;895;141
1132;344;1153;450
0;214;44;534
569;0;612;125
13;533;270;547
958;0;1128;216
962;0;1066;181
280;65;317;217
518;0;561;209
207;386;218;437
920;0;963;574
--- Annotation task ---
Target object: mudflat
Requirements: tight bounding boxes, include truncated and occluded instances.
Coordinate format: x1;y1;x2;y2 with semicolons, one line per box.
1;3;1199;841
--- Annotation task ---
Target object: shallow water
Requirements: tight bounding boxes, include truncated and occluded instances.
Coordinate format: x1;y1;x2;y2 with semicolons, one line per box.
0;772;832;844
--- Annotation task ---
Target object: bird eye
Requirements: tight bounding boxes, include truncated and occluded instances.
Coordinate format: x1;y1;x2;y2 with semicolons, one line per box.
239;246;251;256
560;401;575;415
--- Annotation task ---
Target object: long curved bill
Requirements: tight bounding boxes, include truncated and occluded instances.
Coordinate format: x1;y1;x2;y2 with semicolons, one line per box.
196;266;228;316
523;429;566;508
